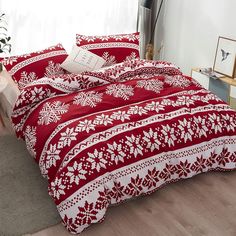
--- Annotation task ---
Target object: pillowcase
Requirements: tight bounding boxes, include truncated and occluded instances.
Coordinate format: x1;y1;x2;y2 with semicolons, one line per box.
76;32;140;66
61;45;105;73
0;44;68;90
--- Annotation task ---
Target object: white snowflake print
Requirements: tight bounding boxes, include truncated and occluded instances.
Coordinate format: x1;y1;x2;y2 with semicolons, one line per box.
125;135;143;158
222;114;236;132
112;35;124;41
208;113;222;134
106;84;134;100
123;59;146;69
193;116;208;138
125;52;137;61
102;52;117;67
44;89;56;99
19;71;38;90
1;56;18;66
204;93;222;102
87;149;107;172
26;87;55;104
44;61;64;77
107;141;125;164
29;87;46;101
73;91;103;108
76;119;95;133
98;35;110;41
24;126;37;156
178;118;194;143
125;34;138;42
102;64;125;78
111;110;130;122
165;75;190;88
161;124;177;147
93;114;113;126
191;95;201;102
59;127;77;147
196;94;208;104
143;128;161;152
174;96;195;107
161;99;174;106
66;161;87;185
38;101;69;125
50;177;66;200
14;91;26;107
127;106;147;116
82;35;97;42
45;144;61;169
145;101;165;113
76;36;83;45
136;79;164;94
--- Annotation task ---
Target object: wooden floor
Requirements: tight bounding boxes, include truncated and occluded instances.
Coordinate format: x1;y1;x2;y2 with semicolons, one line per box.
2;120;236;236
31;170;236;236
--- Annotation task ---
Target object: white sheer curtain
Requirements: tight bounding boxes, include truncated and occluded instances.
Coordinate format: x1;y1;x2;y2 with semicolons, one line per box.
0;0;138;55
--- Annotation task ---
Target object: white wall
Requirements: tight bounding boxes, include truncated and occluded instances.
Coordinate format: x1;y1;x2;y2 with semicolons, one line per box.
162;0;236;75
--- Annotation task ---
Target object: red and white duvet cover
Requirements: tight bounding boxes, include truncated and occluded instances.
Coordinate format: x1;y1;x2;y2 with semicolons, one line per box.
12;60;236;234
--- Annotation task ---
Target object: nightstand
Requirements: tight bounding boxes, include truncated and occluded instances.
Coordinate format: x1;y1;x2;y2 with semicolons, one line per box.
191;68;236;109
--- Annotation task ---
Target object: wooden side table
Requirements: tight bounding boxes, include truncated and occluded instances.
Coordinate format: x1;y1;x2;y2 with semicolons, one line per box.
191;68;236;109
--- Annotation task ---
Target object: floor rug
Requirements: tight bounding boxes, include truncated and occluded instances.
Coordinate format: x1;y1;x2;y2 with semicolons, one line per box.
0;135;61;236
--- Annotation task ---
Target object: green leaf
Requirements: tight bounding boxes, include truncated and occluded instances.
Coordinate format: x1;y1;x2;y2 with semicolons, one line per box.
0;38;6;44
0;26;7;31
0;33;7;37
0;48;3;53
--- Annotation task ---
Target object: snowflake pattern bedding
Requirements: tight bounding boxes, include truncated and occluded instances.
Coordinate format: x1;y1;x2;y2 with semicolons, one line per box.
11;59;236;234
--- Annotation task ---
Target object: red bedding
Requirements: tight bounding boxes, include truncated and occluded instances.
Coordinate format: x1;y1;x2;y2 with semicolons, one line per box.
12;60;236;234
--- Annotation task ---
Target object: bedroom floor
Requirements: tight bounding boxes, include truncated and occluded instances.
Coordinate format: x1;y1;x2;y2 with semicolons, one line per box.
32;170;236;236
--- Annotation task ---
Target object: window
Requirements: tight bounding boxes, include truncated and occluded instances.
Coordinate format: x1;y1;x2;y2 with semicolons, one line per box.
1;0;138;54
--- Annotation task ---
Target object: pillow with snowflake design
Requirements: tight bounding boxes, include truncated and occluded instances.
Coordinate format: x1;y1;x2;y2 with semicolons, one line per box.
0;44;68;90
76;32;140;67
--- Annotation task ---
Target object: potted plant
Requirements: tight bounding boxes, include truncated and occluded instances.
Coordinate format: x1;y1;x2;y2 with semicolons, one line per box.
0;13;11;71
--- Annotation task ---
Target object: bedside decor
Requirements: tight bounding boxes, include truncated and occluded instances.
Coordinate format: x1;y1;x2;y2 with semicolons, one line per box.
0;13;11;72
213;36;236;77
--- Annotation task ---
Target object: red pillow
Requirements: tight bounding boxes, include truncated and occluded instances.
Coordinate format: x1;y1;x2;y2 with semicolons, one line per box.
76;32;140;67
1;44;68;90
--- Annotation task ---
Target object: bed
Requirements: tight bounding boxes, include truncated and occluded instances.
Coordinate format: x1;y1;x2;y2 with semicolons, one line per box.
9;58;236;234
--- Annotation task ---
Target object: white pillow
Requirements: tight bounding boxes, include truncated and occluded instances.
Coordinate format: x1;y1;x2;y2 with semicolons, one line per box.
61;45;106;73
0;70;20;118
